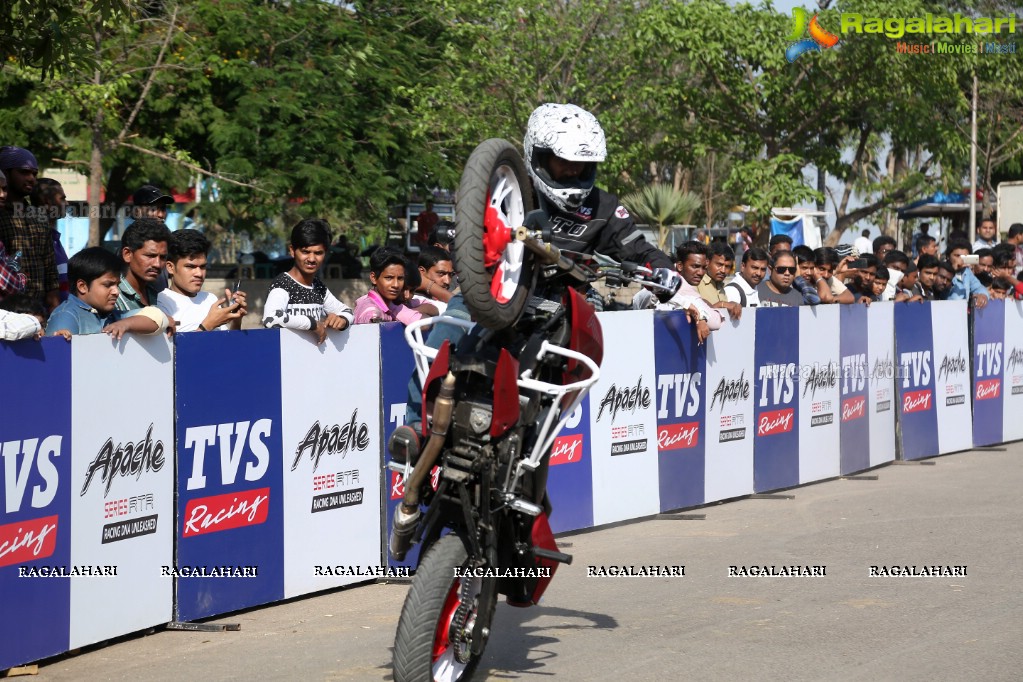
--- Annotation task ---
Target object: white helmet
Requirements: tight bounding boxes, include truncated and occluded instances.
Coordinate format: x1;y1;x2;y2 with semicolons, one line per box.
523;103;607;213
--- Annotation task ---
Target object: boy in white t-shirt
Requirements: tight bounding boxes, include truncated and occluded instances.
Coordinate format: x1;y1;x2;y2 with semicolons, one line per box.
158;229;247;332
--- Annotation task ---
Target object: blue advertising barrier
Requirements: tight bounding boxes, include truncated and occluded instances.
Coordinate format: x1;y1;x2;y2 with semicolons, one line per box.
839;305;871;474
0;338;72;671
379;323;425;569
753;307;800;491
652;312;707;511
174;330;285;620
893;303;940;460
972;300;1005;447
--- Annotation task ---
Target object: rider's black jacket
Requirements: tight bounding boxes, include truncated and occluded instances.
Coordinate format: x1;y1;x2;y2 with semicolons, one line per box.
541;189;674;269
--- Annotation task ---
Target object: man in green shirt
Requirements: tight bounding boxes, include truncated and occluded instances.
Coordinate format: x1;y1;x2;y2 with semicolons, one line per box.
115;217;171;311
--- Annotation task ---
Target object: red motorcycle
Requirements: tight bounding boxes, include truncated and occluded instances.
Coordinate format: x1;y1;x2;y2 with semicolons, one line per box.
389;140;677;681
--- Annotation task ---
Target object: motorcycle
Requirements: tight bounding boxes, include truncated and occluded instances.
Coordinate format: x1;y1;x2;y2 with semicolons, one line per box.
389;139;679;682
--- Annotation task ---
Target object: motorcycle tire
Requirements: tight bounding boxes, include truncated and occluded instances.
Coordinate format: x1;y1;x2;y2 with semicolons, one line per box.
454;138;536;330
393;534;498;682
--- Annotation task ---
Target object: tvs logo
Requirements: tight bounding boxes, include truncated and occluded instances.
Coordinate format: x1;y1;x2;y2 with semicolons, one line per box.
841;396;867;422
2;435;63;514
758;408;794;436
757;363;796;407
596;377;651;423
975;342;1002;379
709;372;750;411
658;423;699;451
656;372;701;420
550;434;584;466
902;389;932;413
291;411;371;472
785;8;839;62
841;354;867;395
81;424;165;498
899;351;932;388
937;351;967;382
975;379;1000;401
182;420;273;537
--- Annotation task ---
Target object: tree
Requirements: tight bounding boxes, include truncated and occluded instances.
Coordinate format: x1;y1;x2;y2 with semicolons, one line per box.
621;184;700;250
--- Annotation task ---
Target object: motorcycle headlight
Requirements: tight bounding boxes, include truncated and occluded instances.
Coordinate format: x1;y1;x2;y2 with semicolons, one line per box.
468;406;492;435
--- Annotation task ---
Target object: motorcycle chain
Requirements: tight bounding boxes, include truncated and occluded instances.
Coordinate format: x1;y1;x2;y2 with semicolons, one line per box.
450;563;480;664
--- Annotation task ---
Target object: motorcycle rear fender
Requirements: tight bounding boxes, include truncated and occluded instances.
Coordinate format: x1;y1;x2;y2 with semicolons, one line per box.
421;339;451;439
528;512;559;604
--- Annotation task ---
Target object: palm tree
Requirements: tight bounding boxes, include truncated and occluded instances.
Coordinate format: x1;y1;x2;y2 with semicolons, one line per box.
621;184;701;251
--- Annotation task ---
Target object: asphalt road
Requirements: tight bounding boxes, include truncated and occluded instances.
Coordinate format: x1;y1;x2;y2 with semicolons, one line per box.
33;444;1023;681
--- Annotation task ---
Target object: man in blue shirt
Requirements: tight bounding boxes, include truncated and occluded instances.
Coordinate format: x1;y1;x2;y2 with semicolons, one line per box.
944;239;989;309
48;247;167;338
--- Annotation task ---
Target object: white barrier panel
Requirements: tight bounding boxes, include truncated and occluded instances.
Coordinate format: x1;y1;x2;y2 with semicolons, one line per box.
280;326;383;598
703;311;756;503
1004;301;1023;443
798;305;841;483
867;304;897;466
70;334;174;648
931;301;973;454
590;311;660;525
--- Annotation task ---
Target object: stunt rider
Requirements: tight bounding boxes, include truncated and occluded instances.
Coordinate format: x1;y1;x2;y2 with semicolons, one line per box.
398;103;673;442
522;102;672;272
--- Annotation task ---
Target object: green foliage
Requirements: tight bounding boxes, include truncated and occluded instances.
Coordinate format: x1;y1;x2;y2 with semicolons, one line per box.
621;184;701;250
724;155;822;219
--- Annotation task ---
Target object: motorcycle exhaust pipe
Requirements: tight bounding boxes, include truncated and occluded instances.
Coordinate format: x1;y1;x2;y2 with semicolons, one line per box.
389;372;457;560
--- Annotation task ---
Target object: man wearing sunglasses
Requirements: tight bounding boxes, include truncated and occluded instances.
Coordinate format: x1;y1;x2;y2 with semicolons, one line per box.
757;251;804;307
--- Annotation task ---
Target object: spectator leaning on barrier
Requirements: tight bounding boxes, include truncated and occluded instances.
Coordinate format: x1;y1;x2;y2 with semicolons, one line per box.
641;241;724;343
791;245;822;306
697;241;743;319
873;266;889;300
974;247;994;277
0;293;45;340
262;218;353;344
724;247;768;307
912;255;940;301
757;250;803;307
933;261;954;300
354;247;424;326
945;239;989;308
989;277;1013;300
0;146;60;308
813;247;855;304
894;260;920;301
414;245;455;313
991;245;1023;299
116;218;170;311
30;178;70;302
158;229;247;332
47;247;168;339
972;216;998;251
882;249;909;300
846;253;879;303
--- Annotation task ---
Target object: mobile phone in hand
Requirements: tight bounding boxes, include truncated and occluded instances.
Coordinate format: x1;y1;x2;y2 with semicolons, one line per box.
221;277;243;308
849;258;868;269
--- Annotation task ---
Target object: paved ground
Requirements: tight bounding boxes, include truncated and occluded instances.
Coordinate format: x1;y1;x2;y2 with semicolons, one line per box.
32;444;1023;681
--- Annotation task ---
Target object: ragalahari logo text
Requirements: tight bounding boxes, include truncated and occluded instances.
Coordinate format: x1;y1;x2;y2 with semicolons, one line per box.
787;8;840;62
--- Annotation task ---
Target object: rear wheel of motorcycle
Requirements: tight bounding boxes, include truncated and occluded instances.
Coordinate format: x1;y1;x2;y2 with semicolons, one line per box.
392;534;497;682
454;138;536;330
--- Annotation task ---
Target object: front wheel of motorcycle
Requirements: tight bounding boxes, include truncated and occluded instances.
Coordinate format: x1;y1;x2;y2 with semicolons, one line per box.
393;534;498;682
454;138;536;330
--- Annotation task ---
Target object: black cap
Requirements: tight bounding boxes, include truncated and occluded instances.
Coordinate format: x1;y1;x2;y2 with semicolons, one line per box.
132;184;174;206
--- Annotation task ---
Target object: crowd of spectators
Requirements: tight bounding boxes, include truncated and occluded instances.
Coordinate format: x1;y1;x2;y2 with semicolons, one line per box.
631;221;1023;334
1;140;1022;347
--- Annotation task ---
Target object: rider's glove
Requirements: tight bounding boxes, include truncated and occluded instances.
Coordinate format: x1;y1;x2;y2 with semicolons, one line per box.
586;286;605;312
649;268;682;303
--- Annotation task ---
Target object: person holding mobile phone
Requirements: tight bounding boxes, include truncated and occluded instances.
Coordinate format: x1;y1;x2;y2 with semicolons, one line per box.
158;229;248;331
944;238;989;308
